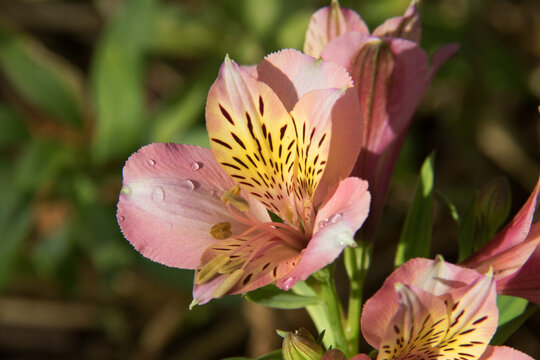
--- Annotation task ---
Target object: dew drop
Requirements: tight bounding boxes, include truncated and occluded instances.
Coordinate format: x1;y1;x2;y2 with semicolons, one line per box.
191;161;202;171
151;186;165;200
318;219;330;229
120;186;132;196
147;159;156;166
181;180;195;191
329;213;343;223
118;215;126;222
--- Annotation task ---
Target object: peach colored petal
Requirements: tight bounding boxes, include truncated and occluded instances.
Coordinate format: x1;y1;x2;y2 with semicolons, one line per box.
303;2;369;58
479;346;534;360
276;177;370;290
117;143;269;269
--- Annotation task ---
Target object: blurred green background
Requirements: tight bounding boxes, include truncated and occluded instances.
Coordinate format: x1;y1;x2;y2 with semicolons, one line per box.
0;0;539;359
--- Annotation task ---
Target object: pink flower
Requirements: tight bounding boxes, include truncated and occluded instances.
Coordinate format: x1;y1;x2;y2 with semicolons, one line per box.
304;0;458;237
462;176;540;304
360;257;533;360
117;49;370;305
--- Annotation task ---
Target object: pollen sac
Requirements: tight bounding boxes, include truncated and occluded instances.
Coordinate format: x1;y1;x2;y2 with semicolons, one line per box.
221;186;250;211
218;257;245;274
210;222;233;239
212;269;245;298
195;254;230;284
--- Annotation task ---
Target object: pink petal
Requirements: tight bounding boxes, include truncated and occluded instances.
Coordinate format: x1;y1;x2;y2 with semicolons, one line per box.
303;2;369;58
288;87;350;220
257;49;353;111
497;244;540;305
361;257;484;348
258;50;364;205
377;284;449;358
206;56;298;224
313;87;364;207
479;346;534;360
462;176;540;275
117;143;269;269
372;0;421;43
322;33;452;238
276;177;370;289
441;271;498;359
322;34;429;154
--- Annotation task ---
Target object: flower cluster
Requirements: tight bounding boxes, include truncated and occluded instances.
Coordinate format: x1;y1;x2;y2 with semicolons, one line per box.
116;0;539;359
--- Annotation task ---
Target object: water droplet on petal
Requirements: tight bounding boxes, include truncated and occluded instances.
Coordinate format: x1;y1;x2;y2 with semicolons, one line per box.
282;277;295;290
318;219;330;229
151;186;165;200
191;161;201;171
181;180;195;191
120;186;132;196
329;213;343;223
118;215;126;222
147;159;156;166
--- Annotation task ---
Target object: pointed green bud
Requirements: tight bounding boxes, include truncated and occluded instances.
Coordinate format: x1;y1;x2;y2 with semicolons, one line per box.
280;328;324;360
477;176;511;238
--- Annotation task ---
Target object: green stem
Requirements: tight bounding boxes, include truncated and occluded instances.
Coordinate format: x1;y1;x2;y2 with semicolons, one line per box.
308;266;350;357
344;241;372;355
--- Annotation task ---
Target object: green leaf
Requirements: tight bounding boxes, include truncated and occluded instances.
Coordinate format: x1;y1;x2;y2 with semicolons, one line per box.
222;349;282;360
13;141;77;194
243;0;281;38
394;153;435;267
276;10;313;50
490;304;538;345
151;4;218;56
497;295;529;326
457;194;477;261
0;105;29;147
151;82;206;143
0;163;33;292
245;284;319;309
90;0;155;162
0;26;84;126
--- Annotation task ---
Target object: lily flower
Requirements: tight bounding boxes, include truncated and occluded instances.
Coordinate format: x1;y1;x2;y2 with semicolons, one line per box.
303;0;458;237
117;49;370;305
461;176;540;302
359;257;533;360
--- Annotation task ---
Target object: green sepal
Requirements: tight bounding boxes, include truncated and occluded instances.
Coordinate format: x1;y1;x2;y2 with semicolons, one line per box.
491;303;538;345
497;295;529;326
244;284;319;309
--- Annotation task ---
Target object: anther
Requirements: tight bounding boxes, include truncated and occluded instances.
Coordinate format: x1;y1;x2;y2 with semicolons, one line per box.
218;257;245;274
221;185;250;211
210;222;233;239
194;254;230;284
212;269;245;298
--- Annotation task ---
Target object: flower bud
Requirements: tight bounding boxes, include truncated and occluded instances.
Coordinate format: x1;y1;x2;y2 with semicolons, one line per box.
477;176;511;240
280;328;324;360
